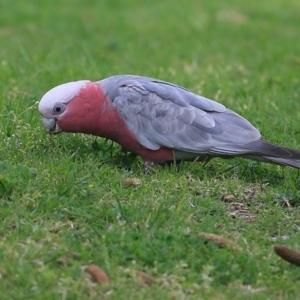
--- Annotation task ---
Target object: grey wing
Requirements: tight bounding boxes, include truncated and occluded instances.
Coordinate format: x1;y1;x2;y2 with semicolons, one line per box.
99;75;261;155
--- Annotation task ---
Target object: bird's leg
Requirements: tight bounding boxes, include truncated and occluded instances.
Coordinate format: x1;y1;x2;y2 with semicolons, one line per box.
143;160;156;174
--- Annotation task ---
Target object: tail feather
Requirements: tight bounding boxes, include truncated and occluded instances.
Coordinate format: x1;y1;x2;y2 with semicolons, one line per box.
242;140;300;159
242;155;300;169
209;140;300;169
220;139;300;170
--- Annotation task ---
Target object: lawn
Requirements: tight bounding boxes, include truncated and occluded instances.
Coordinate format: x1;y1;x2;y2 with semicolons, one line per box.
1;0;300;299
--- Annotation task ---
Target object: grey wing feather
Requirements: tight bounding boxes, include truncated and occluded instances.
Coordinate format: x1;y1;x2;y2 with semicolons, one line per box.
99;75;261;155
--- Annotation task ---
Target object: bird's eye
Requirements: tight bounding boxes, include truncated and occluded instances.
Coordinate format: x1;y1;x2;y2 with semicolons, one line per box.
53;103;66;115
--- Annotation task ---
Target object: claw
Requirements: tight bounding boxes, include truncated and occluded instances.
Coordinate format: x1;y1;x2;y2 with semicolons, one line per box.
143;160;155;174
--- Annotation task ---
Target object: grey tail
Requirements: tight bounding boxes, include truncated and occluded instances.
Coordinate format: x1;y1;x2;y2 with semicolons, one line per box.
243;155;300;169
241;140;300;169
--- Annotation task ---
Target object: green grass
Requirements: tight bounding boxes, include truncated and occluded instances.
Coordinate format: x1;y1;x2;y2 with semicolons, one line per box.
1;0;300;299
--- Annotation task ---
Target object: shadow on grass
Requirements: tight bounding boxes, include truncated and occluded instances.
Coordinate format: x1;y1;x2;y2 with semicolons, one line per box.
37;135;300;203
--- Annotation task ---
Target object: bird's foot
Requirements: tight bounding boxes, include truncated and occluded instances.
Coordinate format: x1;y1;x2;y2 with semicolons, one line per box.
143;160;156;174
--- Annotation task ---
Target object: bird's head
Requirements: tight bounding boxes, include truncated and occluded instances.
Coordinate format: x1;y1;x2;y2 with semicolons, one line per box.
38;80;107;134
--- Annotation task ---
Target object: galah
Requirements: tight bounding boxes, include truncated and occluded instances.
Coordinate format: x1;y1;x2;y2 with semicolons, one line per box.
38;75;300;169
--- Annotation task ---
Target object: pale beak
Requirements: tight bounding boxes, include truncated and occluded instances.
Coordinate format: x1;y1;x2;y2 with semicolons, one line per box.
41;116;62;134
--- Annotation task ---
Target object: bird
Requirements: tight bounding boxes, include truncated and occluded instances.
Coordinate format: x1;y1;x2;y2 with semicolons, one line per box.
38;75;300;169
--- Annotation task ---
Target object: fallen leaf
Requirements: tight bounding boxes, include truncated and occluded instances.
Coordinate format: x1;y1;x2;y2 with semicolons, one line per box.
123;178;141;187
274;245;300;267
242;188;257;201
87;265;109;284
221;194;235;202
197;232;241;251
228;202;255;222
136;271;156;285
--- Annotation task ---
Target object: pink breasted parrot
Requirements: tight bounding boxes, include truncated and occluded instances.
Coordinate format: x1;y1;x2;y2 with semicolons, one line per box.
38;75;300;169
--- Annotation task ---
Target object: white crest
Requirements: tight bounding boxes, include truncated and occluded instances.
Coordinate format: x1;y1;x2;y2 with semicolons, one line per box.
38;80;90;115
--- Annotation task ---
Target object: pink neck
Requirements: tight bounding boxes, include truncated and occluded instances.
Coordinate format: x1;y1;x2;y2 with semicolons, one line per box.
58;82;174;163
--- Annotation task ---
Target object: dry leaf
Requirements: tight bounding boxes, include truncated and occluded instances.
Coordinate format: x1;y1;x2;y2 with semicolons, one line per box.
198;232;241;251
242;188;257;201
87;265;109;284
136;271;156;285
123;178;141;187
274;245;300;267
228;202;255;222
221;194;235;202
